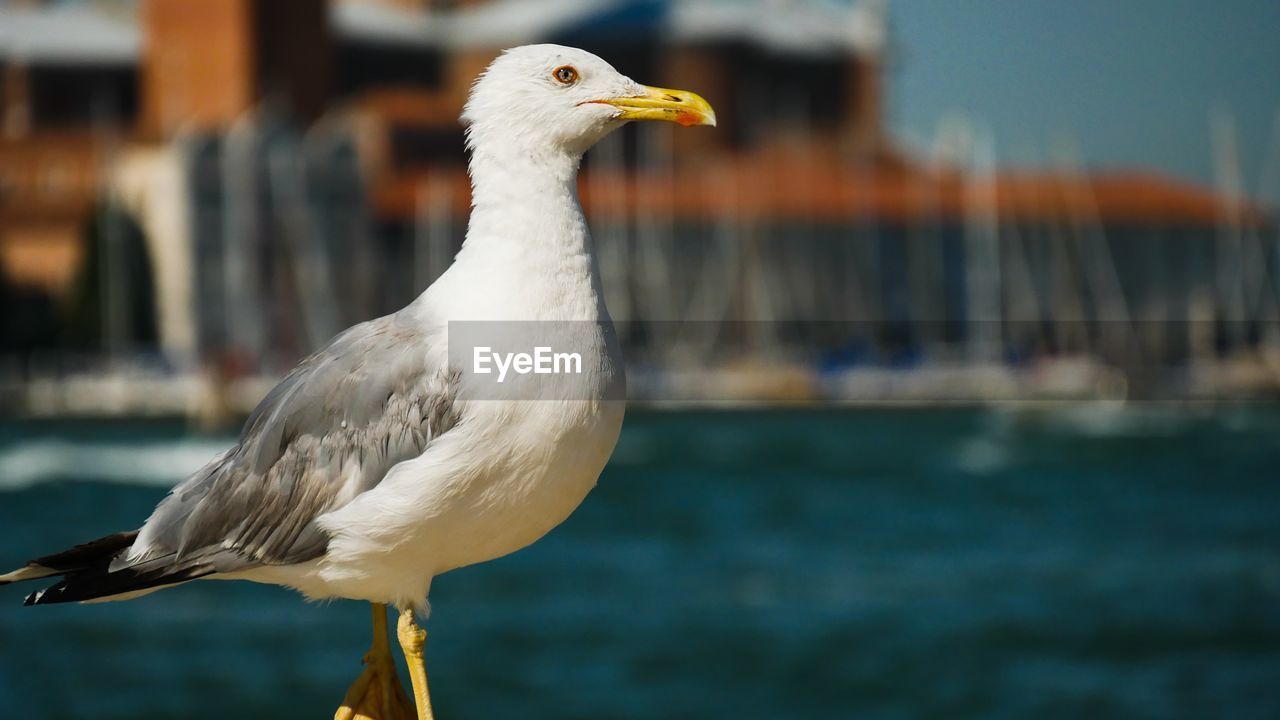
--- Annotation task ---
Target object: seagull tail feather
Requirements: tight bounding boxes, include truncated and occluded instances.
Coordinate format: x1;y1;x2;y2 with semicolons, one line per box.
23;562;215;606
0;530;210;605
1;530;139;586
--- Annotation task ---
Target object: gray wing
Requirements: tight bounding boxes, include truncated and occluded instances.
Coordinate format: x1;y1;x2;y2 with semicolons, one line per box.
127;311;460;574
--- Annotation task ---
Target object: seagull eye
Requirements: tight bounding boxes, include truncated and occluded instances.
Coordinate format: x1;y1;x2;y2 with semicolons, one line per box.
553;66;579;85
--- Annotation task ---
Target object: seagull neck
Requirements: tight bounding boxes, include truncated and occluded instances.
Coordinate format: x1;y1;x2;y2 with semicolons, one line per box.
409;144;609;323
460;146;589;258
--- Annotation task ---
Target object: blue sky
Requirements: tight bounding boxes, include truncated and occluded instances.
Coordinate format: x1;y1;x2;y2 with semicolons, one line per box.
888;0;1280;194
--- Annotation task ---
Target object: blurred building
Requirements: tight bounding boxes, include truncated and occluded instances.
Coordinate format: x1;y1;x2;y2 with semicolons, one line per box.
1;0;888;356
0;0;1275;407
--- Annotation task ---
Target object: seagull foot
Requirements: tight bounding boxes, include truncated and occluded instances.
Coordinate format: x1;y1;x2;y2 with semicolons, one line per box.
397;608;435;720
335;604;416;720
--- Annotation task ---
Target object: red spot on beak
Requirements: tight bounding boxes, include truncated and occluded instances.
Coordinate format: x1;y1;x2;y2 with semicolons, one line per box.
675;112;700;127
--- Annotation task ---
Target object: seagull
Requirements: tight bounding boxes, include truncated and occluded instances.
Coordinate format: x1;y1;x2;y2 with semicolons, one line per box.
0;45;714;720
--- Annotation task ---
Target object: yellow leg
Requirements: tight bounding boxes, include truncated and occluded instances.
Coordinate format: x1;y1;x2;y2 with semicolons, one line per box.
335;603;415;720
397;607;436;720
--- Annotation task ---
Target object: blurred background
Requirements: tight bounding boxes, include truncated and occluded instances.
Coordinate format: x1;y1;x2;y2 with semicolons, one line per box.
1;0;1279;718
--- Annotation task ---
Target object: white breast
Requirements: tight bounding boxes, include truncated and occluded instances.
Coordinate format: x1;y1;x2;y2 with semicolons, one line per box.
297;394;622;608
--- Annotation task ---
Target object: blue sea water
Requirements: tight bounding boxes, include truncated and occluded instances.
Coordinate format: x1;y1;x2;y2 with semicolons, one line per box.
1;406;1278;719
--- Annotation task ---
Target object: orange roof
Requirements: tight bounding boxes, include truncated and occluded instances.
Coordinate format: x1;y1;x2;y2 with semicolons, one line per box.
370;154;1267;227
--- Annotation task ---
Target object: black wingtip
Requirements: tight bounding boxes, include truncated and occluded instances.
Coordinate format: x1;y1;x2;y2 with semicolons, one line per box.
21;564;215;606
31;530;139;570
22;578;77;606
8;530;145;606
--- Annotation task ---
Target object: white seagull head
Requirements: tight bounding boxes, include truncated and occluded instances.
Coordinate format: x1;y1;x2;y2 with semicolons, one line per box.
463;44;716;159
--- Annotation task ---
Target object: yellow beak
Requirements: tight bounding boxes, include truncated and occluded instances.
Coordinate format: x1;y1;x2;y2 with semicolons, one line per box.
595;85;717;127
